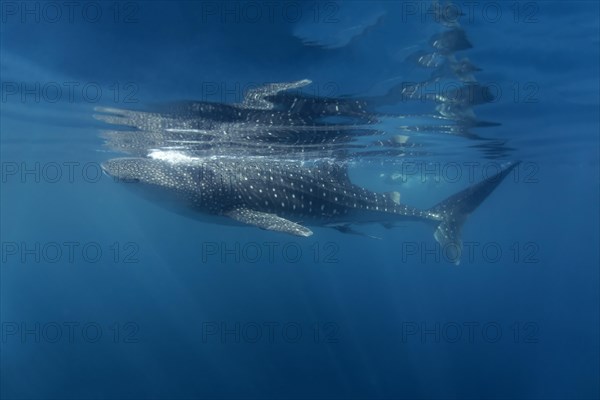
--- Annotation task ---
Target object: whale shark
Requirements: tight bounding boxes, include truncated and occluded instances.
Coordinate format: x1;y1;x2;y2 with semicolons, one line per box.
101;154;517;264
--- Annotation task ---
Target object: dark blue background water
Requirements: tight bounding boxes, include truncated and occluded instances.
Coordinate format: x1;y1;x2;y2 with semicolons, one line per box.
1;1;599;398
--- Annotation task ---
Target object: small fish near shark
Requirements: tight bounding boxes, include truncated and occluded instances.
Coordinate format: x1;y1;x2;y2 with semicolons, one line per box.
101;153;518;265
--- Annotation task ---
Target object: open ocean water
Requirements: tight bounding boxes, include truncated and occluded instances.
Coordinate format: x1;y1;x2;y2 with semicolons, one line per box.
0;1;599;399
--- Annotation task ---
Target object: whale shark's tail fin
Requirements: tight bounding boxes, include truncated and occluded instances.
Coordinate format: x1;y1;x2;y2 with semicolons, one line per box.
429;161;520;264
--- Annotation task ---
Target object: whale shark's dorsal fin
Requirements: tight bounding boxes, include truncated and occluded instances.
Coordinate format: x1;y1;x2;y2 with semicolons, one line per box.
225;208;313;237
240;79;313;110
387;191;401;205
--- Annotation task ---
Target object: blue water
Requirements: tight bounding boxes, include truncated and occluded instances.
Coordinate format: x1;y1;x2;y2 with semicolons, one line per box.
1;1;599;399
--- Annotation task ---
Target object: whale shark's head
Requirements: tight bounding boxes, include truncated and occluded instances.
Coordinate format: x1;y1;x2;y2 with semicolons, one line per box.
101;157;211;211
101;157;201;190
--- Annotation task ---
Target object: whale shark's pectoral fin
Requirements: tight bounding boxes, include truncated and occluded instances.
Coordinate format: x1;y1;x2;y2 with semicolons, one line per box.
225;208;313;237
